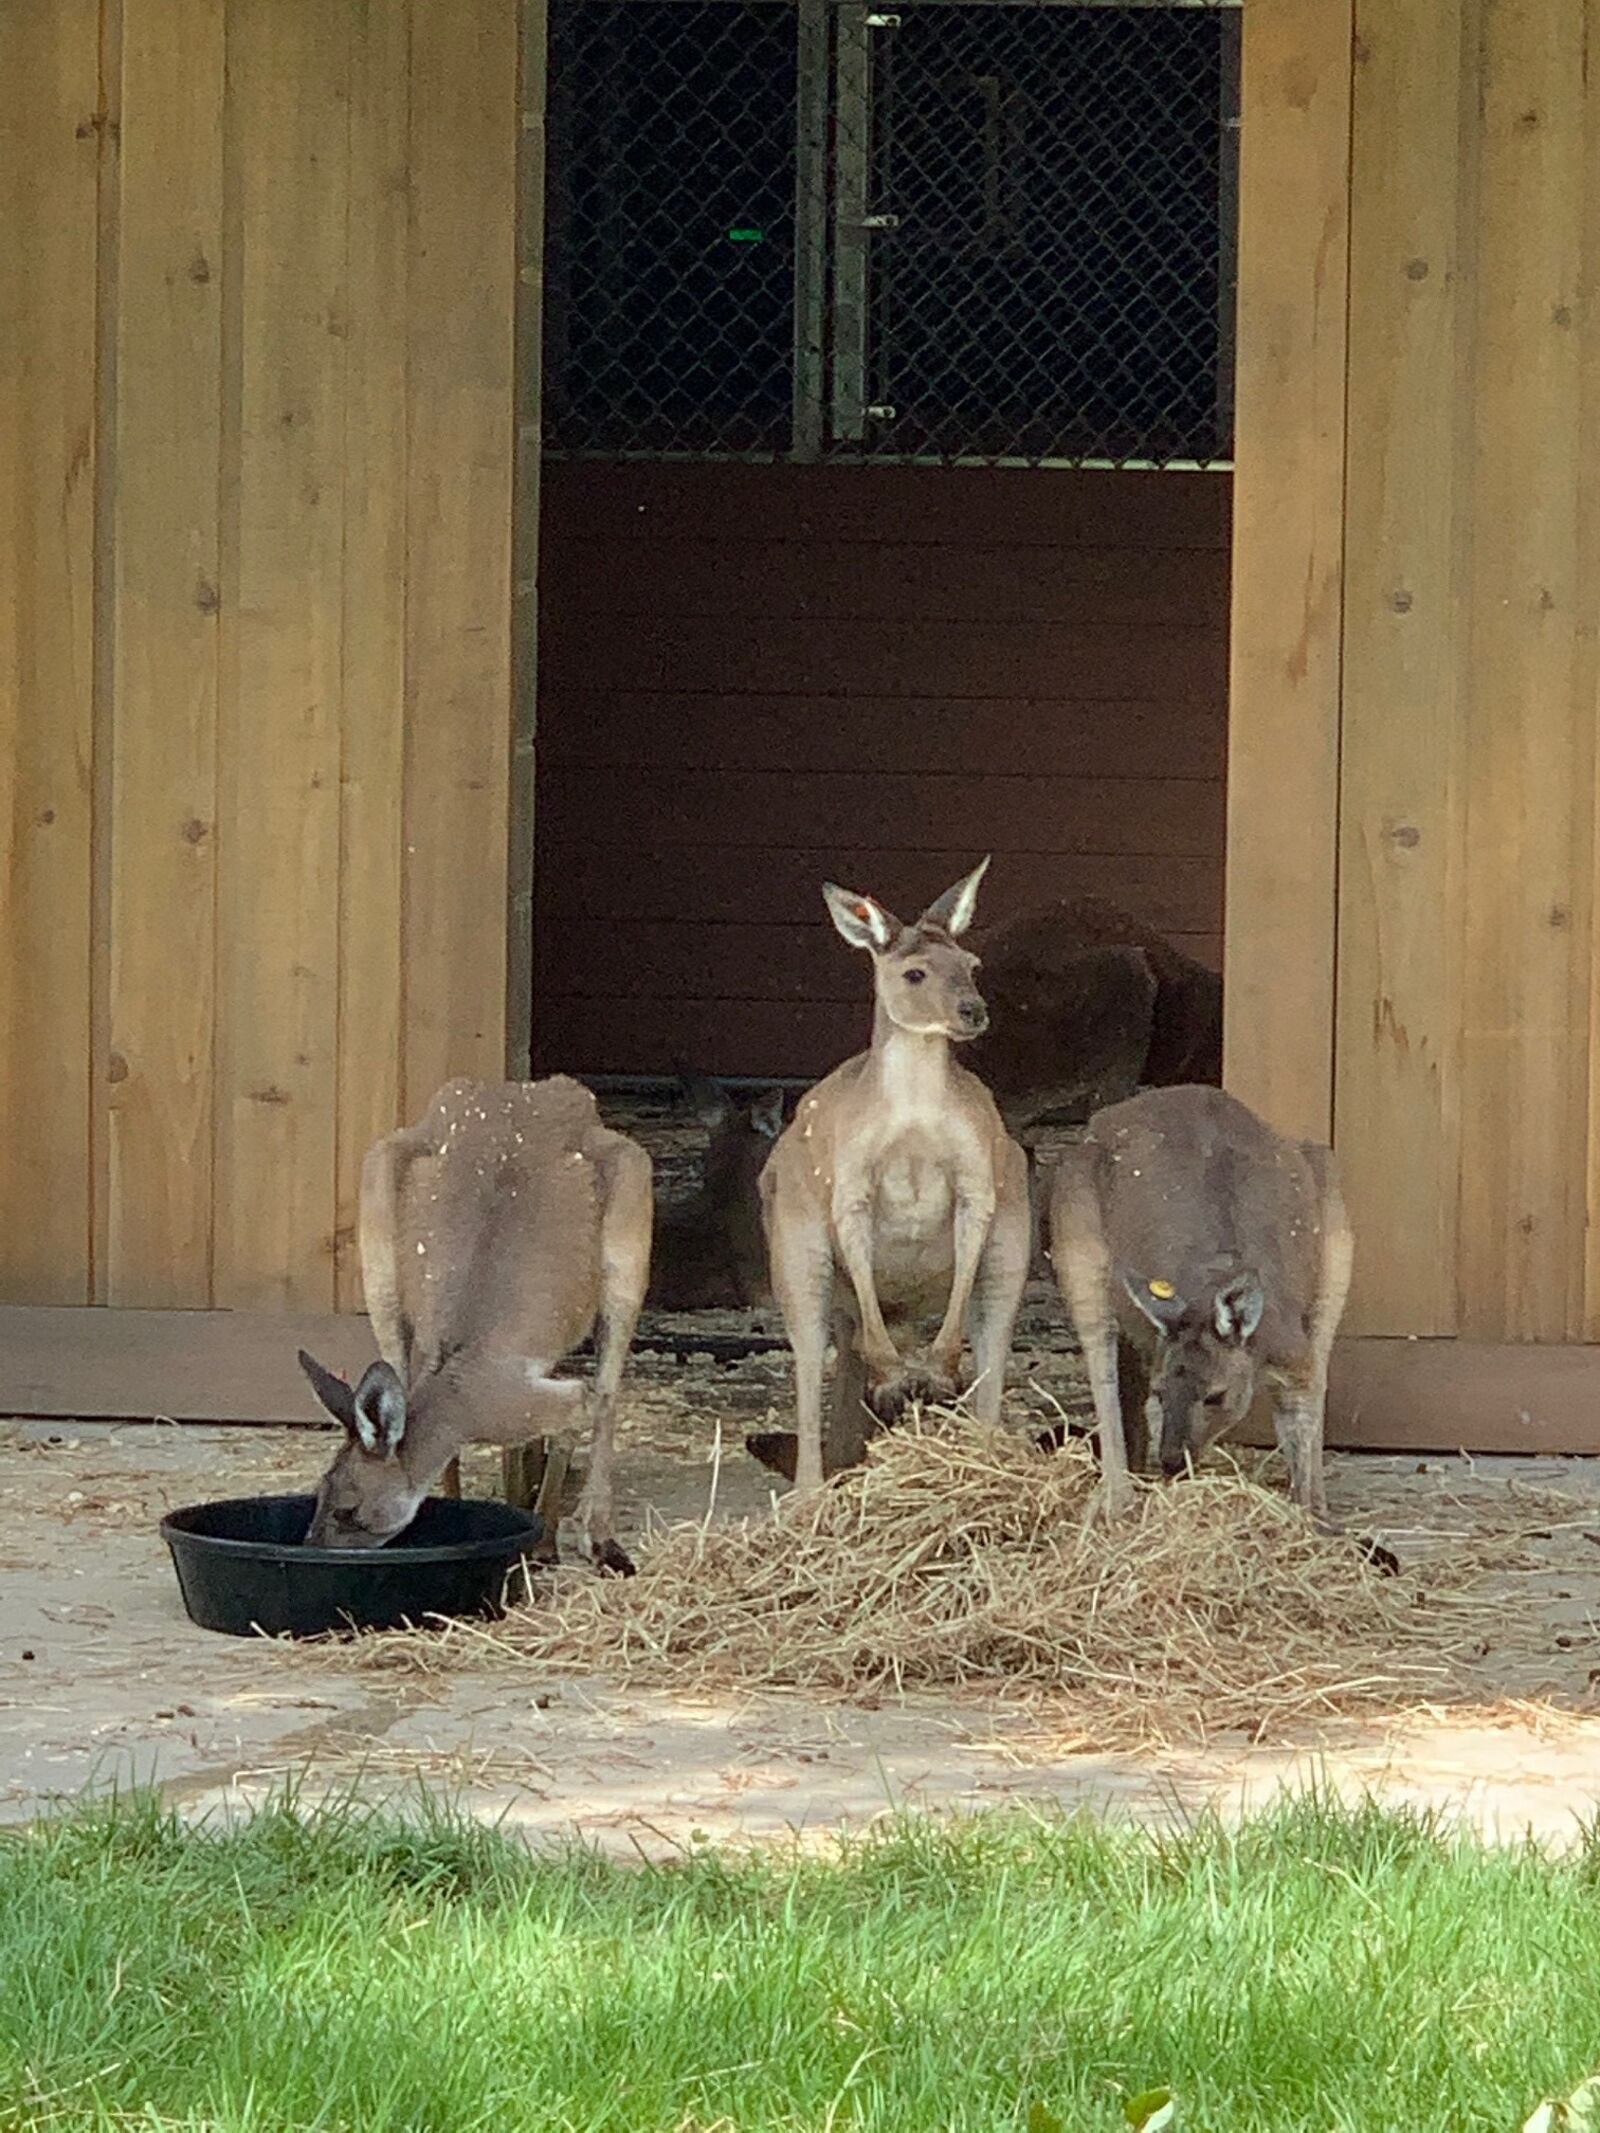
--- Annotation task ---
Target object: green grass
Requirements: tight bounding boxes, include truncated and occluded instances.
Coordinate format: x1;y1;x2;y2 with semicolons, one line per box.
2;1792;1598;2132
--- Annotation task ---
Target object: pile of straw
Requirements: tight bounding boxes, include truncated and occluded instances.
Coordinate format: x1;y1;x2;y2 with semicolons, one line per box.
363;1417;1502;1746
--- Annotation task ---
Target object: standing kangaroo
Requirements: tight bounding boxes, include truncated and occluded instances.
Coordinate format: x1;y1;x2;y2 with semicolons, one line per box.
1048;1084;1354;1522
296;1075;652;1570
757;860;1032;1493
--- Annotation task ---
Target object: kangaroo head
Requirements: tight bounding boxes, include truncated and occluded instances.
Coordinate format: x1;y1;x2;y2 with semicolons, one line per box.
823;858;992;1042
1119;1268;1265;1476
297;1350;425;1548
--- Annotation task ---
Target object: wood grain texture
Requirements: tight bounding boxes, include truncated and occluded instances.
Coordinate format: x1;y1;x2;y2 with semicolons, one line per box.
1222;0;1352;1142
213;0;349;1309
1333;0;1468;1336
0;3;101;1303
401;0;518;1113
508;0;549;1079
335;0;411;1309
1583;0;1600;1341
107;0;225;1306
1456;0;1592;1341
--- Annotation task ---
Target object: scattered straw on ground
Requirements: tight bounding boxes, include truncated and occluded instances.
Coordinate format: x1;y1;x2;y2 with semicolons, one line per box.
349;1415;1522;1748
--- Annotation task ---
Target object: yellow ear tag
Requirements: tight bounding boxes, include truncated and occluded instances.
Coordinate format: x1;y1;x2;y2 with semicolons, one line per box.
1148;1279;1176;1300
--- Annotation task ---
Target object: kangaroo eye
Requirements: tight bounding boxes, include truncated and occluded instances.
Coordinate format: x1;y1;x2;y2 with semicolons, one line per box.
904;968;927;986
1202;1392;1226;1408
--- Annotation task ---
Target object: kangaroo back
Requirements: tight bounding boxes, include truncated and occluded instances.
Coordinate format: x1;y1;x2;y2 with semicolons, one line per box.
388;1077;610;1374
1079;1085;1325;1367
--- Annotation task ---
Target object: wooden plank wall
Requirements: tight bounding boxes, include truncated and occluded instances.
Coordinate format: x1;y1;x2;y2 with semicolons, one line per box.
0;0;521;1311
535;462;1231;1079
1330;0;1600;1341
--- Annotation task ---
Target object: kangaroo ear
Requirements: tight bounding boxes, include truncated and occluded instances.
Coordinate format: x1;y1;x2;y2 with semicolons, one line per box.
1214;1273;1265;1345
676;1068;733;1135
749;1086;786;1140
298;1349;357;1430
921;856;990;937
823;881;899;953
1119;1270;1188;1336
352;1361;407;1456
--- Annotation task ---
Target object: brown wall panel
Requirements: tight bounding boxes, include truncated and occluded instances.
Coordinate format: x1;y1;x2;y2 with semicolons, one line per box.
535;462;1231;1079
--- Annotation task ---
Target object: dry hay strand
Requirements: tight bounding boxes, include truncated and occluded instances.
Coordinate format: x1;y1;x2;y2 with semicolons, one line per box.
355;1415;1505;1747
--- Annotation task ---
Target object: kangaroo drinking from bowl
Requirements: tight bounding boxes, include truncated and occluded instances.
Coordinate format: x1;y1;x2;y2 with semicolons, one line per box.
1048;1084;1353;1522
755;860;1032;1493
296;1075;652;1569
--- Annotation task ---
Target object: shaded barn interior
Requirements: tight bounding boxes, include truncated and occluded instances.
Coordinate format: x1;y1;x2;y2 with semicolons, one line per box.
533;462;1231;1080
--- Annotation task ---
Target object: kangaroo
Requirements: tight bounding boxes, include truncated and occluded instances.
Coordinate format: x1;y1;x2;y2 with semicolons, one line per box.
1048;1083;1353;1523
646;1073;786;1311
754;860;1032;1493
296;1075;652;1570
964;895;1223;1136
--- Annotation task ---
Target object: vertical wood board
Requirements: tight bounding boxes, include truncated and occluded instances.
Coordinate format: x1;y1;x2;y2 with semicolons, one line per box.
0;5;101;1303
1222;0;1353;1145
1456;0;1591;1341
401;0;518;1115
1334;0;1469;1335
107;0;225;1306
335;0;411;1309
213;0;350;1310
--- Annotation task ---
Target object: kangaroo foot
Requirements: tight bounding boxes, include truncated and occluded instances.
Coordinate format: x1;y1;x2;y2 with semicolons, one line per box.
867;1365;958;1423
590;1534;636;1578
745;1430;799;1483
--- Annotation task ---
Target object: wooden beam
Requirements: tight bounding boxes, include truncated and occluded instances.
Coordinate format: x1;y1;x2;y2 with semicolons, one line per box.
1321;1338;1600;1457
4;1302;1600;1463
0;1304;376;1424
1223;0;1353;1143
0;2;101;1303
1333;0;1470;1335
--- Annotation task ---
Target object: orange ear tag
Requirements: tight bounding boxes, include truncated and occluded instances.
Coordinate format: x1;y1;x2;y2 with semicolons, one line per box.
1148;1280;1176;1300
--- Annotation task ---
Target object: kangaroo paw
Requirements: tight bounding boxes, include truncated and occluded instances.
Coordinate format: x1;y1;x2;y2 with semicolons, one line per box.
745;1430;799;1483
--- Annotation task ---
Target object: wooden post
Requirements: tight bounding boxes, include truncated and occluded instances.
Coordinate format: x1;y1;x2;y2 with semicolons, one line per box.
1222;0;1354;1145
1333;0;1469;1336
501;1440;547;1511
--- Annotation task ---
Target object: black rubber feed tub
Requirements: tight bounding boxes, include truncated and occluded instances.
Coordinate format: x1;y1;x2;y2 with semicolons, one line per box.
161;1494;544;1639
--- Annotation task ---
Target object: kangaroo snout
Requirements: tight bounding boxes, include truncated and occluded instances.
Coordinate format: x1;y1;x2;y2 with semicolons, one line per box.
957;997;989;1036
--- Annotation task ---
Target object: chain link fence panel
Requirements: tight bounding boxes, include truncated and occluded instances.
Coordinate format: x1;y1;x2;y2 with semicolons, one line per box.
542;0;1239;469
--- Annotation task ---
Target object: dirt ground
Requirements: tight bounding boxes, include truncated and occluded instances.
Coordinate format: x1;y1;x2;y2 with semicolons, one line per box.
6;1316;1600;1854
5;1084;1599;1850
